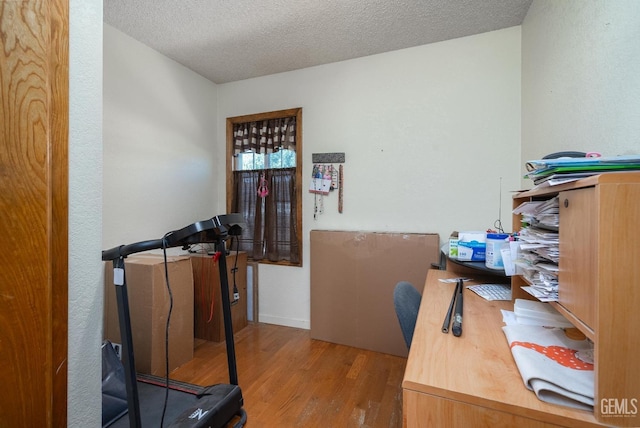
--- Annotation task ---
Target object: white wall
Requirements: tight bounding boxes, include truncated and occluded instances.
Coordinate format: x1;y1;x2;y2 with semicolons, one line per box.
75;13;221;427
68;0;103;425
217;27;522;329
77;2;640;422
103;25;220;248
521;0;640;185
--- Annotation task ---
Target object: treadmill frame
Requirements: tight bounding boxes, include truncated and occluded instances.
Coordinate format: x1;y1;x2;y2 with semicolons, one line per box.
102;214;245;427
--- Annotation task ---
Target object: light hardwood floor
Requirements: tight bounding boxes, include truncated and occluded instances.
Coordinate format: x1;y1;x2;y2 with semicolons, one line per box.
170;323;406;427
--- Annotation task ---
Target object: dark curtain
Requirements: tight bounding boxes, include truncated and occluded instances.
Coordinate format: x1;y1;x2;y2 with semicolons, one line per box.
231;168;299;264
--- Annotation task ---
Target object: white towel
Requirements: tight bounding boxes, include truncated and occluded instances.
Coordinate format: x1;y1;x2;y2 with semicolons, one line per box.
502;325;594;411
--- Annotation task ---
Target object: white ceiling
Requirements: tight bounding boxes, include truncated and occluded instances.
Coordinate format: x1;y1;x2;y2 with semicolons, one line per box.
103;0;532;84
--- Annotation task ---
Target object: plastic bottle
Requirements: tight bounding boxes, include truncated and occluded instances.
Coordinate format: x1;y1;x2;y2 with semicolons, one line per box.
485;233;510;269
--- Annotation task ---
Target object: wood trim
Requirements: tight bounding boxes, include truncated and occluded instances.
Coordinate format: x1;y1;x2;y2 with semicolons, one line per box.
0;1;68;425
50;1;69;426
225;108;303;267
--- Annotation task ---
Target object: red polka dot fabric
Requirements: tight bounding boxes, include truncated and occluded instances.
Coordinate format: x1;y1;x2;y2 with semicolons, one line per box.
510;341;594;371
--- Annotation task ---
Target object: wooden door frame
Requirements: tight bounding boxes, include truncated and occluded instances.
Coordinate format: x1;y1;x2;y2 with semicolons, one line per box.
0;1;69;425
225;108;303;266
50;1;70;425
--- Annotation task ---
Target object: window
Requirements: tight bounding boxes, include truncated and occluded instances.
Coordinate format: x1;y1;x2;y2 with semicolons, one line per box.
235;149;296;171
226;108;302;266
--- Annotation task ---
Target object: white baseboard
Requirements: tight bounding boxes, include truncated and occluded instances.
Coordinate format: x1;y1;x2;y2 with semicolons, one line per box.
258;314;310;330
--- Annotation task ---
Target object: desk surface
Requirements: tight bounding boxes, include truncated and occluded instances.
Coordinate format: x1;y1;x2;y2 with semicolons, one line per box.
402;270;603;427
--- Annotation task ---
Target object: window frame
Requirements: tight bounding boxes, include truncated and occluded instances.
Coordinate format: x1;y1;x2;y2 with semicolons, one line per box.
226;107;303;267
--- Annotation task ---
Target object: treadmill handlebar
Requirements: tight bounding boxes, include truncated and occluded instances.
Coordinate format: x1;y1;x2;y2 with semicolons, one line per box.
101;214;245;261
101;239;165;261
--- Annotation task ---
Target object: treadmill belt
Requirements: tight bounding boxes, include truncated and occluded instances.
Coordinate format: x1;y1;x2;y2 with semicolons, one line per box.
108;380;200;427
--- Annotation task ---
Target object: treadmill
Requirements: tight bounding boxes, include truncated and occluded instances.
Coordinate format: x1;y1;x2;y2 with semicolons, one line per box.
102;214;247;428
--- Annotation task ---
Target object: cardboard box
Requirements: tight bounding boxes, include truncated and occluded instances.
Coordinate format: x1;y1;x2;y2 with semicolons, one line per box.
457;231;486;261
310;230;440;358
190;252;248;342
104;254;194;376
448;231;459;258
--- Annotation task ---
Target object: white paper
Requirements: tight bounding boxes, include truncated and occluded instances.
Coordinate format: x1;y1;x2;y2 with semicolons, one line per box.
502;247;515;276
309;178;331;195
114;267;124;286
501;309;519;325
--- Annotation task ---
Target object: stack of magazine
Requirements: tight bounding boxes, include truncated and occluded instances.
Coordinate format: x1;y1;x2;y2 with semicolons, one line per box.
524;154;640;188
513;198;560;301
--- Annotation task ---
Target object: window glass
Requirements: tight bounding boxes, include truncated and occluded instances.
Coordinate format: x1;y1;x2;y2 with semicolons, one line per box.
235;149;296;171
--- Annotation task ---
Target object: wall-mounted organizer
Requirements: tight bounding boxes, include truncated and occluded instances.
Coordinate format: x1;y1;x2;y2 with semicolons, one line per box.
310;152;345;218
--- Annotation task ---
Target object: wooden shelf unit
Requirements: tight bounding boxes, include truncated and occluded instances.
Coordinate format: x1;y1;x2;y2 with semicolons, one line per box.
512;172;640;426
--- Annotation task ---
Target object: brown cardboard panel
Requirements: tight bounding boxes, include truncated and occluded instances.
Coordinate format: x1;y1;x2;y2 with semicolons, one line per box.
104;254;194;375
310;232;358;347
310;230;440;357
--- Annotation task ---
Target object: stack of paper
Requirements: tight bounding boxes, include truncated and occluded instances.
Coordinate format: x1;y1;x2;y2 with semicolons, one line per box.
512;299;573;328
513;198;560;301
524;154;640;182
532;172;599;187
467;284;511;301
514;197;560;230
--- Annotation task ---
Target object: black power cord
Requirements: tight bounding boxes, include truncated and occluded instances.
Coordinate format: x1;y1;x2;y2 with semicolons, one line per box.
231;236;240;305
158;235;239;427
160;235;174;428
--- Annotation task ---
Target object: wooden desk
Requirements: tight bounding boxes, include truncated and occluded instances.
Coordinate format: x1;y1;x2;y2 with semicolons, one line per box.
402;270;606;427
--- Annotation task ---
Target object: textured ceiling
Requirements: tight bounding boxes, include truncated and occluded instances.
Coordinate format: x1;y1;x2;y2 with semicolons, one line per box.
104;0;532;84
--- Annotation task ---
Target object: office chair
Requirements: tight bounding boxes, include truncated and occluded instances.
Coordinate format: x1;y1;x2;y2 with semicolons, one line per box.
393;281;422;350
